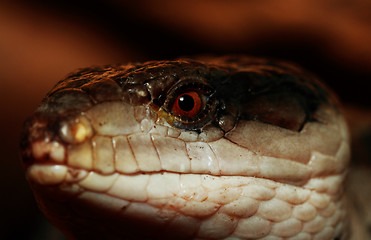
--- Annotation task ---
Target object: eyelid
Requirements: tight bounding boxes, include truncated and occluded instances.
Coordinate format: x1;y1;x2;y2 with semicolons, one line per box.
163;77;212;113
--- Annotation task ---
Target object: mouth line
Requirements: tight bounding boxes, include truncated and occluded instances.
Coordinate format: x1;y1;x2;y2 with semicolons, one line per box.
26;163;283;206
27;162;318;210
26;161;301;188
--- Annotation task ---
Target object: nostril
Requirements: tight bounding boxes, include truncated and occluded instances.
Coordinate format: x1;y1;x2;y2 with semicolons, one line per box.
20;148;33;166
30;140;66;163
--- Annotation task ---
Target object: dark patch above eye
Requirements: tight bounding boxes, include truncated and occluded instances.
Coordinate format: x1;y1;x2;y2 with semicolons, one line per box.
241;92;307;131
207;69;328;132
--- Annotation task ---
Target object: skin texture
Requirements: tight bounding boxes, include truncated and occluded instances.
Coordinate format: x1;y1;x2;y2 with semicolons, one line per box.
20;56;350;239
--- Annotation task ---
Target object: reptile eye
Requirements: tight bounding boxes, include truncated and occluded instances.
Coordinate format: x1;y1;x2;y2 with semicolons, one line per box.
162;77;217;130
172;91;202;118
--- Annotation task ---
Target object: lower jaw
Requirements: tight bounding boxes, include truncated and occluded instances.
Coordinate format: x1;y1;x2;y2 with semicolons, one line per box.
27;165;349;240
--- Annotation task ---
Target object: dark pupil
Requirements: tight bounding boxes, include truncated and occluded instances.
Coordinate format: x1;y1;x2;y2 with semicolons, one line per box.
178;94;195;111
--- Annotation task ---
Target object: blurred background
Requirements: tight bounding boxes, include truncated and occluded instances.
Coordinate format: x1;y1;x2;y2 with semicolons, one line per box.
1;0;370;239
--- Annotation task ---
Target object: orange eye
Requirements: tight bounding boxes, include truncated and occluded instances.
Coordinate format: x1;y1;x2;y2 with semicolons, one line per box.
172;91;202;118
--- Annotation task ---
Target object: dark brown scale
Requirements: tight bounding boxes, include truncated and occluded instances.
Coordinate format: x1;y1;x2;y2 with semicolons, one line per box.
81;78;123;103
21;56;334;162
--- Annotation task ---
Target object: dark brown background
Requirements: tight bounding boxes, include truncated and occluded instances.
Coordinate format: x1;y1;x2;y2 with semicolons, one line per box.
1;1;370;239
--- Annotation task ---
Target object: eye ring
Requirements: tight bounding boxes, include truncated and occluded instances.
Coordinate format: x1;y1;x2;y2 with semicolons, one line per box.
162;77;217;130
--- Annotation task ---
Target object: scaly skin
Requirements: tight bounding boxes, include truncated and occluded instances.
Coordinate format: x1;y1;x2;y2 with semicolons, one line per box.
20;56;350;239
